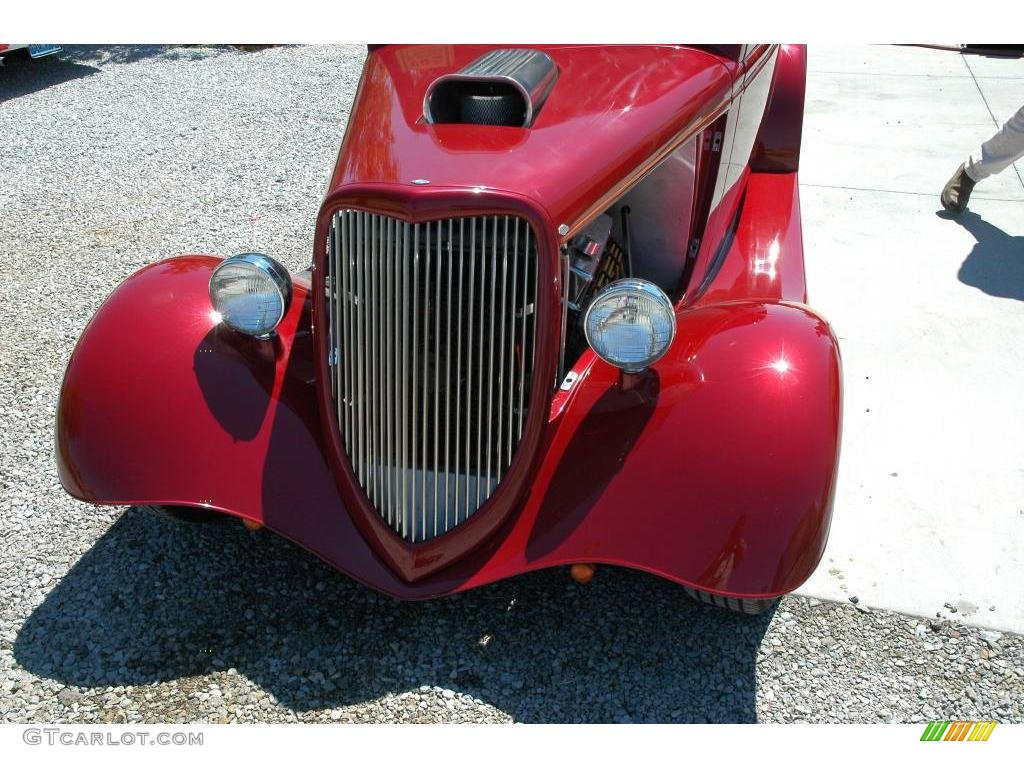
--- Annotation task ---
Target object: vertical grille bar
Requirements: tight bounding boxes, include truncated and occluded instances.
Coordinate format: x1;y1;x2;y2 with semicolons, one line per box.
384;218;393;525
443;220;453;532
372;214;380;507
411;223;419;542
496;216;509;482
453;219;464;525
464;218;476;520
401;222;410;538
485;216;498;496
341;213;350;451
517;226;530;440
328;211;537;542
329;213;338;410
390;219;398;524
475;217;486;507
346;212;355;469
506;218;519;464
327;219;336;398
356;212;365;485
433;221;442;538
421;223;431;542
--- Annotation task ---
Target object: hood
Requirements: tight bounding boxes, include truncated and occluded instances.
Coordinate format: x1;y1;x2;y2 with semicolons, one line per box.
327;44;735;235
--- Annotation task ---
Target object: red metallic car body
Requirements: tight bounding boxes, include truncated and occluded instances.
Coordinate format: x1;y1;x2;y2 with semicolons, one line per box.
56;44;841;605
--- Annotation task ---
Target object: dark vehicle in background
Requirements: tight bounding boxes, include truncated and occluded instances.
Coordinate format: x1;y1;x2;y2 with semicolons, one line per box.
0;44;62;60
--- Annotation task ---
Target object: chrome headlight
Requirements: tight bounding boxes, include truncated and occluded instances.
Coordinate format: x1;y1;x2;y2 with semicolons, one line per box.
209;253;292;338
583;278;676;373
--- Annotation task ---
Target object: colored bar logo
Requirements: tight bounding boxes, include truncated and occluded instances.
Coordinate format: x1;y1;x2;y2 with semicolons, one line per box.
921;721;997;741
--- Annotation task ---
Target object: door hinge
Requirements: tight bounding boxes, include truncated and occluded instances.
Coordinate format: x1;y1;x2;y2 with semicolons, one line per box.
688;237;701;259
710;131;724;153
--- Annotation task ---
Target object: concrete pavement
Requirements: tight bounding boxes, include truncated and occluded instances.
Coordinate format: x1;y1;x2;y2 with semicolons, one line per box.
797;45;1024;632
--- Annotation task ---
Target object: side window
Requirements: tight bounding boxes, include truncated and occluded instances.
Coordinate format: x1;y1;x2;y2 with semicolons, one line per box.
711;45;778;207
709;81;742;210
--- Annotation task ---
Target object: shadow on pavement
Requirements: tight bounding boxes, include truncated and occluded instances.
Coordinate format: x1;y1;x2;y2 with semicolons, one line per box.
15;508;772;723
939;210;1024;302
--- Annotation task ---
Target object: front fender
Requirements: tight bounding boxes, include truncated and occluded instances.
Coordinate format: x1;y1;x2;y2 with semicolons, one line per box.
57;257;841;599
519;298;842;598
55;255;446;595
57;256;295;507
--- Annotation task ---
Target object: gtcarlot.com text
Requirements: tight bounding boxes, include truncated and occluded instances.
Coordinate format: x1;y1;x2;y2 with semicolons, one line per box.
23;728;203;747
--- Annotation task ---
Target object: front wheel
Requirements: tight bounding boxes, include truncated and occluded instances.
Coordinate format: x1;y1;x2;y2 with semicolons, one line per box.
683;586;778;615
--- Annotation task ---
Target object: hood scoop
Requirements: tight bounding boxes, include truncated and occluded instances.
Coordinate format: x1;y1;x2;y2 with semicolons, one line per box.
424;49;559;128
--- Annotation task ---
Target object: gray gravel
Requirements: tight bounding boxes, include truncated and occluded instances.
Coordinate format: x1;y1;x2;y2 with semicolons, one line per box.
2;44;1023;725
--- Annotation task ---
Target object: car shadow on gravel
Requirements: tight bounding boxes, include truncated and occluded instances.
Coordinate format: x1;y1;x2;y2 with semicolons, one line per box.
0;45;265;103
0;51;99;103
64;45;242;65
15;508;773;723
62;44;288;66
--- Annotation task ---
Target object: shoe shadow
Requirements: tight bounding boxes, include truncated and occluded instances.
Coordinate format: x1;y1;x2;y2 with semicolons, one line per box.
14;508;772;723
938;209;1024;301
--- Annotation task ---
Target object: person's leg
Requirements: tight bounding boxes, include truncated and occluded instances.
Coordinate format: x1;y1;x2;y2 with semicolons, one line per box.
942;103;1024;213
965;103;1024;181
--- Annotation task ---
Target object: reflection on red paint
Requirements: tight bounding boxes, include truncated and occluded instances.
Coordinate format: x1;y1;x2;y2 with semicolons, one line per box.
54;45;842;603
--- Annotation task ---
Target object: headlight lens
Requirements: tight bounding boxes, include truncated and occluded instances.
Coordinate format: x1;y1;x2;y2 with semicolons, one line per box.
209;253;292;338
583;278;676;372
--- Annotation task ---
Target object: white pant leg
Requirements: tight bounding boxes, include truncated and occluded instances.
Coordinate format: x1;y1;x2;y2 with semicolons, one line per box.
965;103;1024;182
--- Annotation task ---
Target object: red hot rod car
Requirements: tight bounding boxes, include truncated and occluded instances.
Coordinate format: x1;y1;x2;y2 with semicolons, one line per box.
56;44;842;614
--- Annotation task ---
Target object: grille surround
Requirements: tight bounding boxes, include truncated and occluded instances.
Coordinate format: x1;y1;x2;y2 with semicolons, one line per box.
320;207;544;548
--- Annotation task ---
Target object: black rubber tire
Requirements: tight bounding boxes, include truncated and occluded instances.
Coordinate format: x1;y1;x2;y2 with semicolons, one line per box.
683;586;778;615
0;47;31;63
140;504;226;524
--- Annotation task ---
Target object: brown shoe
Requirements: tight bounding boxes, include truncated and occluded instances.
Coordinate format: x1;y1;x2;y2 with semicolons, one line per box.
941;163;976;213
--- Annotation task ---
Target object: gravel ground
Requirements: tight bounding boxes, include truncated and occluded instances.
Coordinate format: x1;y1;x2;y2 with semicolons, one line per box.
2;44;1023;724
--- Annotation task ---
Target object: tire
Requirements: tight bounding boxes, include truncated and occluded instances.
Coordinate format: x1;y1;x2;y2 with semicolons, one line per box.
683;586;778;615
140;504;226;524
0;47;30;62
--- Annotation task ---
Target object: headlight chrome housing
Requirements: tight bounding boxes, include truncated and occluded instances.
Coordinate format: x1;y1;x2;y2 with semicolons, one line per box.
209;253;292;338
583;278;676;373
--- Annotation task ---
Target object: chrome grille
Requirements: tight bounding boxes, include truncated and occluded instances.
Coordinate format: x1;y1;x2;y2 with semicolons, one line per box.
326;211;538;542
